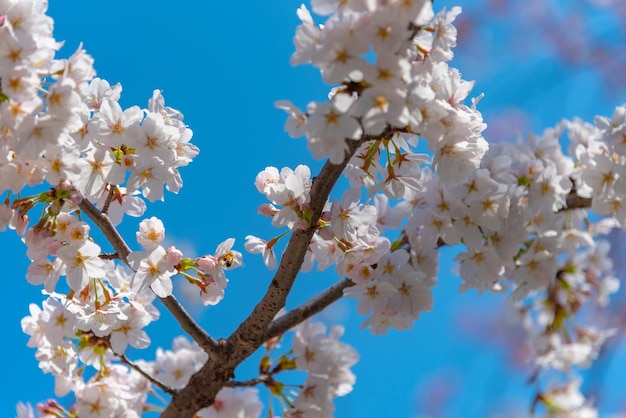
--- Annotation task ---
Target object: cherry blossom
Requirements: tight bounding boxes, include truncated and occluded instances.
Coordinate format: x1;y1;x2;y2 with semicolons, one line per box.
5;0;626;416
56;240;107;292
244;235;277;270
129;245;177;298
136;216;165;251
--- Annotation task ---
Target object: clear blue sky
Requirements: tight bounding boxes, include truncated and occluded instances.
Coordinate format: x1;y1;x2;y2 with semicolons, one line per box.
2;1;625;417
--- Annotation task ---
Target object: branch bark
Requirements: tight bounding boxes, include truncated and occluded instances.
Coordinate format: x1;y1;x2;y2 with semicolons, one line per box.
562;193;593;212
226;139;367;359
264;278;354;341
77;196;131;262
161;134;384;417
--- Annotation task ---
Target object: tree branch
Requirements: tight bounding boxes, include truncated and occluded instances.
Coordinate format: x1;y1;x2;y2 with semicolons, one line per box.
264;278;354;341
160;295;221;357
75;194;221;357
224;376;269;388
562;193;593;212
101;185;116;215
76;195;131;262
162;131;396;418
224;136;371;366
119;354;176;395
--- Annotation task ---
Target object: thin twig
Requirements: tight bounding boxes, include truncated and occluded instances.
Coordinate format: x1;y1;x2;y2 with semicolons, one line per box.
160;295;221;358
101;186;116;215
562;193;593;212
119;354;176;395
99;252;120;260
223;376;269;388
264;278;354;341
76;195;131;262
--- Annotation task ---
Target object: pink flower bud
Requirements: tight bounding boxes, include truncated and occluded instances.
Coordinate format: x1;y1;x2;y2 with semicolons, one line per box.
38;399;62;414
58;179;73;191
258;203;278;217
197;255;217;271
167;246;184;265
294;219;308;230
318;225;335;241
69;191;84;205
15;214;29;236
49;201;62;216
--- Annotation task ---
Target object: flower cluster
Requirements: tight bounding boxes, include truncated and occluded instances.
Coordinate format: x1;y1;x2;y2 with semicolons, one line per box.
20;205;247;412
16;332;261;418
279;2;486;183
0;0;199;242
255;165;312;230
7;0;626;416
287;321;359;417
258;1;626;414
253;5;477;338
129;217;178;298
21;262;158;416
193;237;243;306
129;217;244;305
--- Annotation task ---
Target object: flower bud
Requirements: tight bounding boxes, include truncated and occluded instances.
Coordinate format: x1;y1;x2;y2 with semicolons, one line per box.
258;203;278;217
167;246;184;265
197;255;217;271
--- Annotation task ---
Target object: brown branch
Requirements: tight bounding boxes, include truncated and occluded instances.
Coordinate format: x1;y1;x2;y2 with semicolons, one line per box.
264;278;354;341
224;375;270;388
562;193;593;212
223;137;369;363
99;252;120;260
75;193;221;357
161;131;396;418
76;195;131;262
119;354;176;395
101;185;116;215
160;295;221;356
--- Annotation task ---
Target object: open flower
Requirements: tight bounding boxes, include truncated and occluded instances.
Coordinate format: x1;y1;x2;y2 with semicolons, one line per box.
215;238;242;270
129;246;177;298
244;235;277;270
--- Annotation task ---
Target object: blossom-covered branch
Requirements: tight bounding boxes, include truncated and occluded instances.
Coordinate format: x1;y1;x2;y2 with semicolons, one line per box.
76;196;221;356
8;1;626;417
161;134;370;417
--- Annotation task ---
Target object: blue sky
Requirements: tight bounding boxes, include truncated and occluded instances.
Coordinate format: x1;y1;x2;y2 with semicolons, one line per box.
2;1;626;417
